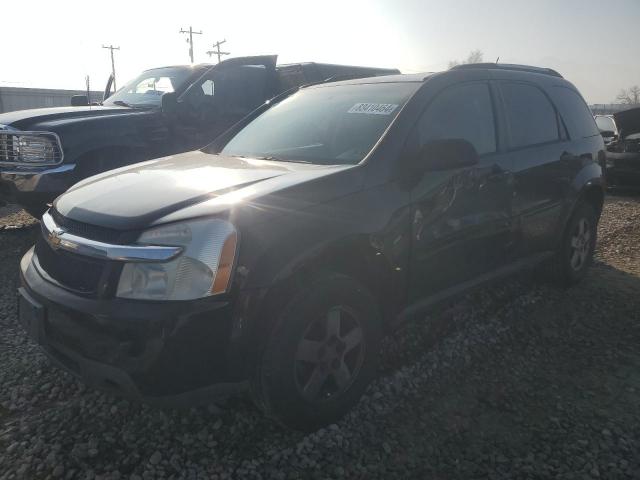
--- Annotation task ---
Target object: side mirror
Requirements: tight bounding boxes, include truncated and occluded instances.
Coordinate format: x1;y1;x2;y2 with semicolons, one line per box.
416;139;479;171
161;92;178;114
70;95;89;107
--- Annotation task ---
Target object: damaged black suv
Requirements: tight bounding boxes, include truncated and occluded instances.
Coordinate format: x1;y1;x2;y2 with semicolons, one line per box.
18;64;605;430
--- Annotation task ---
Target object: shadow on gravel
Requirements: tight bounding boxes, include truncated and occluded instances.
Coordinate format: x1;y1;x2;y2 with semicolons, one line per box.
1;222;639;478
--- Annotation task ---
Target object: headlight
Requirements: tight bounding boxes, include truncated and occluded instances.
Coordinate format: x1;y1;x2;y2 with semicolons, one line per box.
116;219;238;300
0;131;63;165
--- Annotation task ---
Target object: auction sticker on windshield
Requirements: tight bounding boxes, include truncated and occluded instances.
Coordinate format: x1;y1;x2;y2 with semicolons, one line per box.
348;103;399;115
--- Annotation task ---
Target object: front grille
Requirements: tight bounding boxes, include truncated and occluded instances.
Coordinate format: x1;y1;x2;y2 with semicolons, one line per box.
0;134;14;162
51;209;123;244
35;235;106;294
0;131;63;165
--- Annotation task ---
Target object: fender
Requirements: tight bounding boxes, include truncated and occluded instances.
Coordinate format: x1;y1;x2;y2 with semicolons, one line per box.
555;159;605;249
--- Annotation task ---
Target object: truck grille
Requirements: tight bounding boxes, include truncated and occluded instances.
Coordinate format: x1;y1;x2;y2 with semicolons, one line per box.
0;131;63;165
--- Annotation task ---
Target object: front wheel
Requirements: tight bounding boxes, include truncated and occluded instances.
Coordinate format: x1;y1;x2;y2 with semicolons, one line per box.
251;273;382;431
22;203;48;220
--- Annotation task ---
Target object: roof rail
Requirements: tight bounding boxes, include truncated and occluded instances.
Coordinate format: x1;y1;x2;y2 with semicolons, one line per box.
450;63;563;78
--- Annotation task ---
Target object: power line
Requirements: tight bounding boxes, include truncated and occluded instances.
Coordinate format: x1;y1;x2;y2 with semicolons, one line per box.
206;39;230;63
179;26;203;64
101;44;120;91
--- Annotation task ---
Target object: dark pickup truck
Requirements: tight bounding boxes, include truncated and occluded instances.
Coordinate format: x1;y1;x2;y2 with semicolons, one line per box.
0;55;398;216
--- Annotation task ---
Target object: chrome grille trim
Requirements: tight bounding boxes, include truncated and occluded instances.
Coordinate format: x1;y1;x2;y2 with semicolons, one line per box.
41;211;183;263
0;131;64;167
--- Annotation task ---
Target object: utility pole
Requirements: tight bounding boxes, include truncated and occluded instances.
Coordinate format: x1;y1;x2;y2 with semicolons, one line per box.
102;44;120;91
179;26;203;64
206;39;230;63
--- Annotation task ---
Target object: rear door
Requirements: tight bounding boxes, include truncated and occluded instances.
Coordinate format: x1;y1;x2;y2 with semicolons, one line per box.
174;56;279;150
497;81;569;255
408;81;515;302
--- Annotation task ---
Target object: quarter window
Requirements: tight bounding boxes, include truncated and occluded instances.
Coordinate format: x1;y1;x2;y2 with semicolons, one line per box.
501;83;559;148
417;83;496;156
551;87;600;138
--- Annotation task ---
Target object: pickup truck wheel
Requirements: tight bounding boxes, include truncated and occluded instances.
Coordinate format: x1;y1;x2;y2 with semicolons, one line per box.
551;202;598;286
251;273;382;431
22;203;48;220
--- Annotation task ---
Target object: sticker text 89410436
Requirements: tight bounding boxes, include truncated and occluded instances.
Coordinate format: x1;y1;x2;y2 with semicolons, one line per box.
347;103;399;115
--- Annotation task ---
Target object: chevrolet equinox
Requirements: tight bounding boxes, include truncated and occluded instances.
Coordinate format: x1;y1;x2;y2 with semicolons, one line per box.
18;64;606;430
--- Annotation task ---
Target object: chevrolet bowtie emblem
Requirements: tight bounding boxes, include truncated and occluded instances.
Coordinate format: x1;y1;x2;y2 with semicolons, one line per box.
47;226;65;249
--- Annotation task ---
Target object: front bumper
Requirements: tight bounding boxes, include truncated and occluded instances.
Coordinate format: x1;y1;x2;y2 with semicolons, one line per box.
0;163;75;206
18;247;249;406
605;151;640;187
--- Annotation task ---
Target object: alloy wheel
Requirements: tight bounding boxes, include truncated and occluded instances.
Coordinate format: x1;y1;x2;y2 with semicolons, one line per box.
569;217;592;271
294;306;365;402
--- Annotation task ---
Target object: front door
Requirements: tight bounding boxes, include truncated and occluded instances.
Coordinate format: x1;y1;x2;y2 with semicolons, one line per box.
408;81;515;303
174;55;279;150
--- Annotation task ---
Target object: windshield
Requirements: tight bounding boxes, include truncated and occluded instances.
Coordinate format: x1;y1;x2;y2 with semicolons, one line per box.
103;67;194;108
595;116;616;133
220;82;419;165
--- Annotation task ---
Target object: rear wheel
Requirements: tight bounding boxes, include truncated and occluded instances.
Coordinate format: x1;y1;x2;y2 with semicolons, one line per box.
251;273;382;431
550;202;598;286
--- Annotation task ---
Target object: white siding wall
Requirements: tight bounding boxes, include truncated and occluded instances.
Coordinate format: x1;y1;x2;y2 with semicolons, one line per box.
0;88;103;114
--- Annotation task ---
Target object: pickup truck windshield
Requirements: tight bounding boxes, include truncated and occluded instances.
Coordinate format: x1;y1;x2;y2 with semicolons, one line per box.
220;82;419;165
103;67;194;108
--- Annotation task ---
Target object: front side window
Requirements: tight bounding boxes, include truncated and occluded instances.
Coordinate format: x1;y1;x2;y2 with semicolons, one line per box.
219;82;420;165
183;65;269;117
501;83;559;148
104;67;193;108
416;82;497;155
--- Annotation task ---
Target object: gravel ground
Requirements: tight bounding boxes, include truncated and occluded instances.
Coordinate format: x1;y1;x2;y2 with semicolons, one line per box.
1;195;639;479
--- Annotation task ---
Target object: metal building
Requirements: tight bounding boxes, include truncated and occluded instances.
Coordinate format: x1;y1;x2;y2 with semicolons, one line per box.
0;87;103;114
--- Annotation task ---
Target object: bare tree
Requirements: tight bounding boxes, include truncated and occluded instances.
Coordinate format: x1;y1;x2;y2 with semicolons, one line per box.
616;85;640;105
448;50;484;69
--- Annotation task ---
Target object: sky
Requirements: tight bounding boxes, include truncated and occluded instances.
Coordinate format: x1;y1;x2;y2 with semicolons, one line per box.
1;0;639;104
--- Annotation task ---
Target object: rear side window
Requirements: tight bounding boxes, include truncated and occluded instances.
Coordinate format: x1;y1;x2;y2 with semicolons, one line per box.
417;82;496;155
501;83;559;148
551;87;600;138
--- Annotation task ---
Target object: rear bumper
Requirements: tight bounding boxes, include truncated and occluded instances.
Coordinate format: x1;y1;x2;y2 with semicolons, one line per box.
0;163;75;205
19;247;251;406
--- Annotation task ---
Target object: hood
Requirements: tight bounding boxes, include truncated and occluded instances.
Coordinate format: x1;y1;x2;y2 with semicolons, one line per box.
54;150;355;230
0;105;142;131
614;107;640;137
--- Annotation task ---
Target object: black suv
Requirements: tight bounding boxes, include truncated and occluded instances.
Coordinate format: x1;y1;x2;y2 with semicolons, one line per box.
18;64;605;430
0;56;397;216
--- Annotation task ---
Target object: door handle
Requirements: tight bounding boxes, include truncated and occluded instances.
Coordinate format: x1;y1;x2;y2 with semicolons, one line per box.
486;164;511;182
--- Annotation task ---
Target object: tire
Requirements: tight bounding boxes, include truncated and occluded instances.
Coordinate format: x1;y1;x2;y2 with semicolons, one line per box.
251;273;382;431
22;203;48;220
550;202;599;286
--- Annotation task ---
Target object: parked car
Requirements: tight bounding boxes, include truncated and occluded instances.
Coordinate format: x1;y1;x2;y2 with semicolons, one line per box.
18;64;605;430
596;107;640;187
0;56;398;217
594;114;618;144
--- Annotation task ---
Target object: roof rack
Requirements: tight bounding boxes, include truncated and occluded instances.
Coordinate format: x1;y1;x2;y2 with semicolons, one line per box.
450;63;563;78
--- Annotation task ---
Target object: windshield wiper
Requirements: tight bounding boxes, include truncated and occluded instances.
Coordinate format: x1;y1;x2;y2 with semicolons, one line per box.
265;157;313;164
111;100;133;108
229;154;312;164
